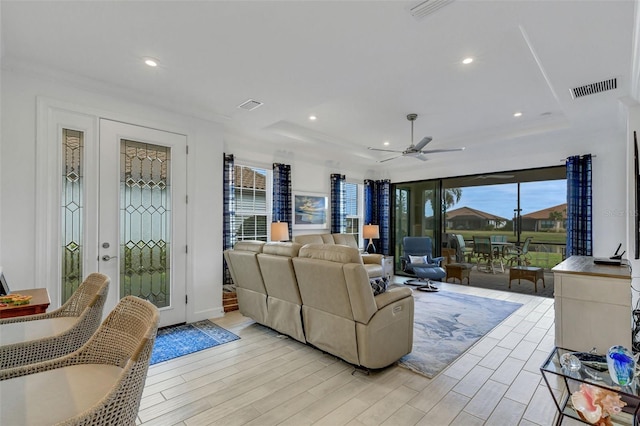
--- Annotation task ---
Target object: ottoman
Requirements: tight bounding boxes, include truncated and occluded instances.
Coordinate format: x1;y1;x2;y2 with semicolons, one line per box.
445;263;472;285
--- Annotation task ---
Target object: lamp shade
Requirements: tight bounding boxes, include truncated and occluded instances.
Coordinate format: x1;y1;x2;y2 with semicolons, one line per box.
270;222;289;241
363;224;380;239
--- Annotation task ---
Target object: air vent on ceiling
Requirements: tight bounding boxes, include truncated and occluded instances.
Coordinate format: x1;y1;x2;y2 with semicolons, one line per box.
408;0;455;20
237;99;264;111
570;78;618;99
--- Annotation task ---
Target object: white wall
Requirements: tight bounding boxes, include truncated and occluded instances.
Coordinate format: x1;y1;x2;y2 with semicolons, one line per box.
387;127;629;258
230;107;631;254
1;65;634;323
626;103;640;313
228;142;371;240
0;69;224;321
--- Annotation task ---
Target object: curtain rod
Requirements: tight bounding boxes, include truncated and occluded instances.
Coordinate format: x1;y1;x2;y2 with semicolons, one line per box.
559;154;596;162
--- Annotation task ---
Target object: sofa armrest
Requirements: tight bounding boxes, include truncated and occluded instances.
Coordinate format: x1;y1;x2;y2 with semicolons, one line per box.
374;287;412;310
362;254;383;265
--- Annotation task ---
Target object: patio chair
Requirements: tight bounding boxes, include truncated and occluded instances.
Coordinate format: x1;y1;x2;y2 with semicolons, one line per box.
0;272;110;369
473;236;504;273
506;237;533;267
0;296;159;426
401;236;446;292
453;234;474;263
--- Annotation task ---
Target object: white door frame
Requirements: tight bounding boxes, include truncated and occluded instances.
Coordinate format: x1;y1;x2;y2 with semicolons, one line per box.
99;119;187;326
35;97;189;325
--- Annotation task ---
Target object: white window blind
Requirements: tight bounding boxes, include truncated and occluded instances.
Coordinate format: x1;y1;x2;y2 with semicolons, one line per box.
234;165;270;242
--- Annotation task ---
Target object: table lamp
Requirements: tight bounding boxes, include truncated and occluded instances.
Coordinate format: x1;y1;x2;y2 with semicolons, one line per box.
363;224;379;254
270;221;289;242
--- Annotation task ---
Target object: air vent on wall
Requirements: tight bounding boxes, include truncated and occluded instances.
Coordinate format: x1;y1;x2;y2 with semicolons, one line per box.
570;78;617;99
237;99;264;111
408;0;455;20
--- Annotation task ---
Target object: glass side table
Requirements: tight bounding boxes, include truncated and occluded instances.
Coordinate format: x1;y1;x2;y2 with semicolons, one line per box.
541;346;640;426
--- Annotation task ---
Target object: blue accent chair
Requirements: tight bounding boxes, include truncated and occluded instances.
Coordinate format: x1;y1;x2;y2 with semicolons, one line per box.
401;236;446;292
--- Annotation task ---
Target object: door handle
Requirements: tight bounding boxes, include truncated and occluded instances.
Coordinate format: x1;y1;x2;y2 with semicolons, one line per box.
102;255;117;261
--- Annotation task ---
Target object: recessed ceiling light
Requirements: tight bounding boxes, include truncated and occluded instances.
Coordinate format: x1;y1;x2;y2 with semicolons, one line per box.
513;112;523;117
144;58;158;67
383;141;390;146
309;115;317;121
462;57;473;65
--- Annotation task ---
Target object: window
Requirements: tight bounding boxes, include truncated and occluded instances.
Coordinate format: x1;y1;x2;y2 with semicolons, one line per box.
345;182;362;246
61;129;84;303
234;164;270;243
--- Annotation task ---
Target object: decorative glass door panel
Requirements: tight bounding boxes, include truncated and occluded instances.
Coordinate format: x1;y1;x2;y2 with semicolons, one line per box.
61;129;84;303
121;140;171;308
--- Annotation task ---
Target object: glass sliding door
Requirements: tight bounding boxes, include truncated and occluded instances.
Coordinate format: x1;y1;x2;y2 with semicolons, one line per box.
440;166;567;269
393;180;439;273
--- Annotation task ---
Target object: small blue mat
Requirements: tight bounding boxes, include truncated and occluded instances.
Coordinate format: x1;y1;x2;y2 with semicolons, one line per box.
150;319;240;365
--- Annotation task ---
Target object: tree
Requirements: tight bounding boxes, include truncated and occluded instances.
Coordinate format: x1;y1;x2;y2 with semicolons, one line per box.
443;188;462;210
548;210;564;231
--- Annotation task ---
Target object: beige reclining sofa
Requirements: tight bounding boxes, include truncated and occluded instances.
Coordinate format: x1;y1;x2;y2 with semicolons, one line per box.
293;233;385;278
224;241;414;369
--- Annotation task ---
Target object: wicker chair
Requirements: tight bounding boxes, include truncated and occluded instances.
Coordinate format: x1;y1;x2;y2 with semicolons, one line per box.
0;295;160;426
0;272;110;369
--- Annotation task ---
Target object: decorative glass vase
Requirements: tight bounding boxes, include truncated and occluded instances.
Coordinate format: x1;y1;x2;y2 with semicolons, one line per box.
607;345;636;386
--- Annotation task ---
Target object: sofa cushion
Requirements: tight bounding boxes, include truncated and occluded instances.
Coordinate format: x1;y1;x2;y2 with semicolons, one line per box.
293;234;326;246
298;244;362;264
233;240;265;253
332;233;359;249
369;277;388;296
262;242;302;257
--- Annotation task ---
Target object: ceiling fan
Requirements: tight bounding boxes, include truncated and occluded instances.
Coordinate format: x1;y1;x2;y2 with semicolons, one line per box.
368;114;465;162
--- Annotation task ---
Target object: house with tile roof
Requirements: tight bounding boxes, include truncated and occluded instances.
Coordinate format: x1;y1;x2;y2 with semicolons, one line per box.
445;206;508;230
522;203;567;232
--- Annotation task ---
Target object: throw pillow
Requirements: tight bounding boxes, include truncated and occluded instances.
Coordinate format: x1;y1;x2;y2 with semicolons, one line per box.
369;276;388;296
409;255;427;264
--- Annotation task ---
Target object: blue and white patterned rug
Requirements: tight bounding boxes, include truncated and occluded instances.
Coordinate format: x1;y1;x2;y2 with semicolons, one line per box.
398;291;522;378
150;319;240;365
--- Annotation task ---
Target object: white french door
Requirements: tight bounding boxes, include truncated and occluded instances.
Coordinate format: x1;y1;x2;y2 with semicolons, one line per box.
98;119;187;327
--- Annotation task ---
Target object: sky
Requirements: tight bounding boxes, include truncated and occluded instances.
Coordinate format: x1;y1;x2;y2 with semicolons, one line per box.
450;179;567;219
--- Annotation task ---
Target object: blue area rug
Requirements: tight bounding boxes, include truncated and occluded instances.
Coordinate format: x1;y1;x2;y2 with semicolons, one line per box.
150;320;240;365
399;291;522;378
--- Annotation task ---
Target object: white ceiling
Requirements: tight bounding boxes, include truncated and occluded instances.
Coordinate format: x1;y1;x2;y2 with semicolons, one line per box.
2;1;638;173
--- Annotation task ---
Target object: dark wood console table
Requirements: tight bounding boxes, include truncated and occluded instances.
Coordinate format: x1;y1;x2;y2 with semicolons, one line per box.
0;288;51;318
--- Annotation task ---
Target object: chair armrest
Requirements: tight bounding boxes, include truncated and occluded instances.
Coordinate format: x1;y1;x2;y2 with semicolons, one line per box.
362;254;383;265
374;287;412;310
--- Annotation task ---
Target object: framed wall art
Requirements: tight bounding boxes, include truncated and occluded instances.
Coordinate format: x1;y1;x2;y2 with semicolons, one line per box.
292;192;328;230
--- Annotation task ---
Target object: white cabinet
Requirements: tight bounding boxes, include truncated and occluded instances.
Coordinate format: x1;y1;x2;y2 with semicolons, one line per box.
553;256;631;353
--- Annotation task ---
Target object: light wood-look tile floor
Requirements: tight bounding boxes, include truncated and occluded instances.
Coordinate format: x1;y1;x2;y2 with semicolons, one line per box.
138;281;576;426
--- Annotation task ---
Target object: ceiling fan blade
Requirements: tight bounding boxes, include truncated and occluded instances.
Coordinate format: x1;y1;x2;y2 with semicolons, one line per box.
413;136;432;151
378;155;401;163
471;174;515;180
419;147;466;154
413;154;429;161
367;147;404;153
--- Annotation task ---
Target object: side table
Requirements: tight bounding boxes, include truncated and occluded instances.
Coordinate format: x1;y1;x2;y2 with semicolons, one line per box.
0;288;51;318
541;346;640;425
382;256;394;280
509;266;545;292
